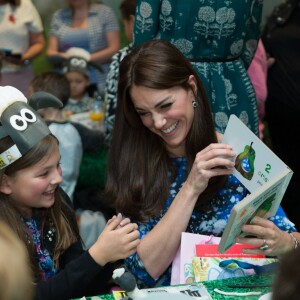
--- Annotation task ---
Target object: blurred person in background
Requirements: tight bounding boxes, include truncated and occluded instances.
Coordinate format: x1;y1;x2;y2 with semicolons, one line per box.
46;0;120;95
104;0;136;145
0;0;45;96
262;0;300;230
133;0;263;136
247;39;269;140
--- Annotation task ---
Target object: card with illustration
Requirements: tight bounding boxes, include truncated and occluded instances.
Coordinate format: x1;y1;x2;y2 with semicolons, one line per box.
218;115;293;253
222;114;289;193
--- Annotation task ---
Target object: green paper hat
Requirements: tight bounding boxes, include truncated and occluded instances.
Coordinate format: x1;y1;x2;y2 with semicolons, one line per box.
0;86;62;169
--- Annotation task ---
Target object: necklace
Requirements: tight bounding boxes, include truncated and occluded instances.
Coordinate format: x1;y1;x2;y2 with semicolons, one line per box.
45;217;56;242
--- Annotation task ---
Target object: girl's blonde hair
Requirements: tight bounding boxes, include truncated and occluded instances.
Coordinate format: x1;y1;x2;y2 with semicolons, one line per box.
0;221;33;300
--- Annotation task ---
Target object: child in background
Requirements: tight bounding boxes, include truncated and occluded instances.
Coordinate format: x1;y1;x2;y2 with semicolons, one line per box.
29;72;107;249
29;72;83;201
0;221;33;300
0;86;140;299
63;56;96;116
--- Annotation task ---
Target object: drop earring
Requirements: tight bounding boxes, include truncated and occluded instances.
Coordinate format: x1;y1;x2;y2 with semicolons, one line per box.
192;100;198;108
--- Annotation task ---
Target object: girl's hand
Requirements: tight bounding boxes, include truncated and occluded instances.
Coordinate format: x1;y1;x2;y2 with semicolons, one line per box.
106;214;131;228
89;213;140;266
185;143;235;196
236;216;293;256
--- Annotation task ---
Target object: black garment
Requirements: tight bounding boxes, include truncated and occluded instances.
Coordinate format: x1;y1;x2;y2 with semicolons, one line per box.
46;120;104;152
262;0;300;111
35;242;115;300
34;242;114;300
73;186;115;220
264;96;300;230
33;189;115;300
262;0;300;229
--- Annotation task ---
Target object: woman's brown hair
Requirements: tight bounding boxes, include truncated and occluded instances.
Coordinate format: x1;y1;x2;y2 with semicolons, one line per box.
105;40;227;222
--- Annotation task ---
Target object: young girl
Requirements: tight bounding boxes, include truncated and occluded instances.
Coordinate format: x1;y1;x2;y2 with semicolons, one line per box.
0;86;140;299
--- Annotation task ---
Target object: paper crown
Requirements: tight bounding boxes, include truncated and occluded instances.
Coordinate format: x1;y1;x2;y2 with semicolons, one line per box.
63;56;89;77
0;86;62;169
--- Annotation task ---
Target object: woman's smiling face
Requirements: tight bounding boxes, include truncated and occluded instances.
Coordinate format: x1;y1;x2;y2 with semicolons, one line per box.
131;75;197;157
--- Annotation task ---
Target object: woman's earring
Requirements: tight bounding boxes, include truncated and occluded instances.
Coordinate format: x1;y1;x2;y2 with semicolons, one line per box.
192;100;198;108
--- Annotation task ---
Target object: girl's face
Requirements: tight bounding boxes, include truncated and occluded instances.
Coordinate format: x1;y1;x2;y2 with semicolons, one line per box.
66;72;89;101
0;143;62;217
131;75;197;157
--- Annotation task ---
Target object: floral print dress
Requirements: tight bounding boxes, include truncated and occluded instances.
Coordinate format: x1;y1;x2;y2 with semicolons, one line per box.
133;0;263;135
125;157;296;287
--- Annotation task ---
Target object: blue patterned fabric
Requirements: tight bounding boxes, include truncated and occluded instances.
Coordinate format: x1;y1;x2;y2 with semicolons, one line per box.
22;216;58;280
125;157;296;287
133;0;263;135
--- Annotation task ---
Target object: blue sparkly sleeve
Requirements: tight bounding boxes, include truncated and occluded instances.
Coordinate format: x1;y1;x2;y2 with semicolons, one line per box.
124;221;160;287
269;205;297;232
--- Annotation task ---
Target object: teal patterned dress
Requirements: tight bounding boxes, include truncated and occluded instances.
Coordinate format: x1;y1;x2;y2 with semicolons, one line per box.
133;0;263;135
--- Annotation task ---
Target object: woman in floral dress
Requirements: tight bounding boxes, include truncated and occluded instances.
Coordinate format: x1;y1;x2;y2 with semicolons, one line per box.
133;0;263;136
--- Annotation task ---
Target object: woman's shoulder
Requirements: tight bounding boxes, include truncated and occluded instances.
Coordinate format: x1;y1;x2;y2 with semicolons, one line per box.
18;0;41;17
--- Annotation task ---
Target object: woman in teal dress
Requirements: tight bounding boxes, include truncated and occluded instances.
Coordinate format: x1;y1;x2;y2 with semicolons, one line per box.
133;0;262;135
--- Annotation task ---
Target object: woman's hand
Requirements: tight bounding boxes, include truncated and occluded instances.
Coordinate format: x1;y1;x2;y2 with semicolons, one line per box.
185;143;235;196
236;216;294;256
89;213;140;266
267;54;276;68
215;131;224;142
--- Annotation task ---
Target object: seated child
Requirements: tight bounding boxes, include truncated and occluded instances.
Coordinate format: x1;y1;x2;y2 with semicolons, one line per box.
63;55;96;116
29;72;83;200
0;86;140;299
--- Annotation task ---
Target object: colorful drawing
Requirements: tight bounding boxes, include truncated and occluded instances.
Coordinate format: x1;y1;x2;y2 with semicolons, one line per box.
235;142;256;180
247;193;277;224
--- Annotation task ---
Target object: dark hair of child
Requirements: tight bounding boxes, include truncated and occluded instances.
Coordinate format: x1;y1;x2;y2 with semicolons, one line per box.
29;72;71;107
